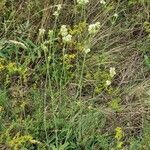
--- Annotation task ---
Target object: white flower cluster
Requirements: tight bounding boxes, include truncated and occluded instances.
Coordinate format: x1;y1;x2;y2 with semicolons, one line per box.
77;0;89;5
62;34;72;43
57;4;62;11
48;30;53;37
60;25;68;36
60;25;72;43
53;4;62;17
106;67;116;86
106;80;111;86
88;22;100;34
39;28;45;37
84;47;90;54
113;13;118;18
109;67;116;78
100;0;106;5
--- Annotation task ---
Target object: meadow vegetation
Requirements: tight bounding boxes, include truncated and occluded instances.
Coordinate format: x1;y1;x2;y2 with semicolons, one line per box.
0;0;150;149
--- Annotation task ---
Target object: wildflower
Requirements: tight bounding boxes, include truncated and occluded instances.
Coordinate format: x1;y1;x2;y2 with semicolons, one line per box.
88;22;100;34
88;105;93;110
0;63;4;71
62;34;72;43
115;127;123;140
77;101;82;106
30;139;41;144
56;4;62;11
53;4;62;17
60;25;72;43
117;141;123;149
48;30;53;37
113;13;118;18
53;11;59;17
41;44;48;52
106;80;111;86
69;54;76;59
77;0;89;5
7;62;18;73
60;25;68;37
84;47;90;54
100;0;106;4
48;56;51;62
20;102;26;108
39;28;45;36
110;67;116;77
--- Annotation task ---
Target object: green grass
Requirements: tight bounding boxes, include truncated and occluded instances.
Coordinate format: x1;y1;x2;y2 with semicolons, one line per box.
0;0;150;149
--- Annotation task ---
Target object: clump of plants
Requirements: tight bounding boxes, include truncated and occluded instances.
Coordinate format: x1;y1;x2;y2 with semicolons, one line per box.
0;0;150;149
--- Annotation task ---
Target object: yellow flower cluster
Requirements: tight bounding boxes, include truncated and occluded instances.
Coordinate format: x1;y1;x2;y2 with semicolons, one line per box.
115;127;123;140
7;62;18;74
0;58;5;72
115;127;124;149
9;133;41;149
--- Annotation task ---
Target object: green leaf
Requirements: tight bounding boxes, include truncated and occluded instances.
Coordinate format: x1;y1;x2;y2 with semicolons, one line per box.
144;55;150;69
